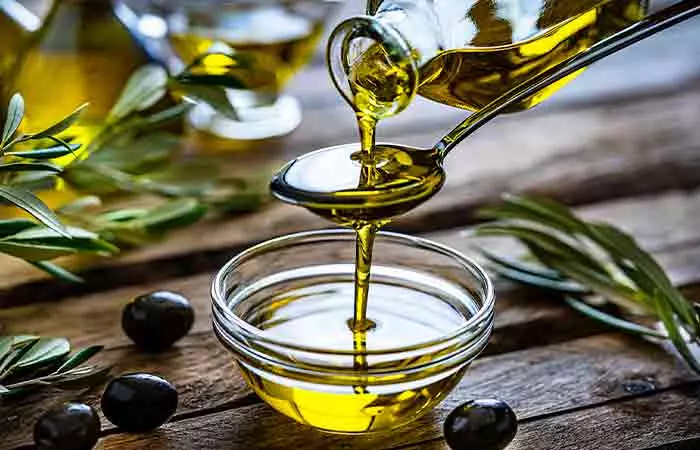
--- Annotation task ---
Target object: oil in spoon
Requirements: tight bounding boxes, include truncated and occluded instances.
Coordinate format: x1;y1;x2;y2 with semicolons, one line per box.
270;0;692;396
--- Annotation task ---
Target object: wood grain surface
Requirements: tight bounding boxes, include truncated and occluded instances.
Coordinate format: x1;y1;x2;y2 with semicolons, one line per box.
1;4;699;449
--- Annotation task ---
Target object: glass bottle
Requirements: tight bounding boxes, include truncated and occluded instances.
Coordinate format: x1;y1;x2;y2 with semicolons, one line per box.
328;0;649;119
0;0;41;122
11;0;154;144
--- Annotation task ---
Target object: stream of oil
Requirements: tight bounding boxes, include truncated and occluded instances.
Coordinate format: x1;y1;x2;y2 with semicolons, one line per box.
269;0;646;419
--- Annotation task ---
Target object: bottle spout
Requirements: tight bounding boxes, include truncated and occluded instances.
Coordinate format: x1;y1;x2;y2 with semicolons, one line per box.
326;15;419;120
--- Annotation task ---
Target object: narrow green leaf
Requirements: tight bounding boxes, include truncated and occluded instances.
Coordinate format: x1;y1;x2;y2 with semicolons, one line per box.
7;143;80;159
213;191;264;214
98;208;147;223
108;65;169;122
2;93;24;146
31;261;84;283
490;262;589;294
0;219;37;236
590;223;699;331
0;241;79;261
178;84;238;120
3;226;119;255
565;297;666;339
0;336;38;365
137;198;208;231
476;246;568;281
0;186;68;236
475;223;609;275
655;293;700;374
478;195;585;235
53;346;103;373
0;162;62;173
57;196;102;215
0;338;40;378
31;103;88;139
12;337;70;372
128;103;192;130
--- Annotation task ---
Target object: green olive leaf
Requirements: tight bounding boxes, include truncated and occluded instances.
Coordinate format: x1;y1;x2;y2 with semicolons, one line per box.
31;261;84;283
565;296;666;339
31;103;88;139
2;93;24;147
0;336;39;365
479;194;587;235
124;103;192;132
3;226;119;255
0;186;68;237
474;195;700;374
0;162;63;173
0;337;41;378
0;219;37;237
177;84;239;120
137;198;208;232
53;346;103;374
108;65;169;122
6;143;80;159
11;337;70;372
56;196;102;215
0;241;79;261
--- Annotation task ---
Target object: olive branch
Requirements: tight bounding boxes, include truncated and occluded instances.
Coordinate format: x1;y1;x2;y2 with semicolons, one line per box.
0;335;106;397
0;54;266;281
472;195;700;374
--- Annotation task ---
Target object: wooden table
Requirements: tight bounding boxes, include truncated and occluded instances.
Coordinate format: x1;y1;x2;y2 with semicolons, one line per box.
2;5;700;449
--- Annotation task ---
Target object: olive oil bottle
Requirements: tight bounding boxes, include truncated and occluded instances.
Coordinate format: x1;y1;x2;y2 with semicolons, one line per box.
0;0;38;123
12;0;154;144
333;0;648;119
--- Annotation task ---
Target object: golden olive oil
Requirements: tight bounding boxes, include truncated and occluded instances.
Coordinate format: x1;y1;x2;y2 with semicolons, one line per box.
12;0;153;144
234;272;475;433
268;0;647;430
349;0;647;115
0;4;31;122
169;7;323;96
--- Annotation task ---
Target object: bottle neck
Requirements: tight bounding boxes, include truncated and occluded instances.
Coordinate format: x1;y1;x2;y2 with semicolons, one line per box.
372;0;441;67
327;1;440;118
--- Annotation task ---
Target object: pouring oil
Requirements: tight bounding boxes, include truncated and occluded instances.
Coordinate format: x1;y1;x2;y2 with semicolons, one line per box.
232;266;477;433
349;0;647;114
268;0;648;427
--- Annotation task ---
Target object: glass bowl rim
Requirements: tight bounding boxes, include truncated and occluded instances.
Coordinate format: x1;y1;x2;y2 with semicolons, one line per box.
211;229;495;357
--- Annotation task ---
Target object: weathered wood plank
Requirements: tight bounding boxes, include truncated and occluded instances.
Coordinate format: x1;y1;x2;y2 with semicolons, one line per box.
95;335;699;450
399;385;700;450
2;189;699;346
0;289;606;449
1;82;700;300
4;214;699;447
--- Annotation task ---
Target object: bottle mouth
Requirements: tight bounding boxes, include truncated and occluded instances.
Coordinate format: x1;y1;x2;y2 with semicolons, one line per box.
326;16;419;120
211;230;494;385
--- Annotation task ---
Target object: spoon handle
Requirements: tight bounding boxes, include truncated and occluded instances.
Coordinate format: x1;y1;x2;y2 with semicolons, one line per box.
435;0;700;160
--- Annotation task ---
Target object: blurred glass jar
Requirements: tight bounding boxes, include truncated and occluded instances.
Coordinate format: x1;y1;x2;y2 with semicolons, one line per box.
11;0;155;145
150;0;342;142
0;0;42;123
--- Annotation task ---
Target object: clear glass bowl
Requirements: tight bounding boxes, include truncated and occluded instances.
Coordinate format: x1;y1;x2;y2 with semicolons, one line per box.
211;230;494;434
143;0;341;141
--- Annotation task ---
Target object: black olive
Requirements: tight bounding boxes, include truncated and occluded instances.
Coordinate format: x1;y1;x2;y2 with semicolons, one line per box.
122;290;194;352
34;403;100;450
101;373;178;432
444;398;518;450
